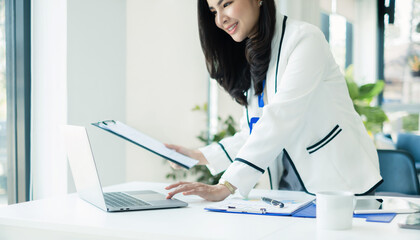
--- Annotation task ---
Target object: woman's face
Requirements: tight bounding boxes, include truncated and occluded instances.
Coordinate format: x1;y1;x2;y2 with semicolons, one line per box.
207;0;261;42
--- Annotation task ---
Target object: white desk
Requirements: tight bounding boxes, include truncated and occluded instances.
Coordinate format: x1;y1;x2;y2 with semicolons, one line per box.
0;182;419;240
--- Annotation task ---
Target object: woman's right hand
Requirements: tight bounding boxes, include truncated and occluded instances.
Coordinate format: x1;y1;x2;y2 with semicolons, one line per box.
164;144;208;169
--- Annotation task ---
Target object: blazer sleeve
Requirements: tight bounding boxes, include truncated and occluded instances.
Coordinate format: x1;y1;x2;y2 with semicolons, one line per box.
199;108;250;175
221;24;332;197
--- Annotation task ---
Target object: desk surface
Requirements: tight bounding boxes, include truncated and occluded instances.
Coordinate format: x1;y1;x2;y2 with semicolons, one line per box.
0;182;419;240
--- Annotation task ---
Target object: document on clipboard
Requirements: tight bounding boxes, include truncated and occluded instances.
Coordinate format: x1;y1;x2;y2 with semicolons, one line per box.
92;120;198;169
205;195;315;216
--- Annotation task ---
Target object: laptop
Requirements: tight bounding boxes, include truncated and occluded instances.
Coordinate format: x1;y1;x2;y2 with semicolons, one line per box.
61;125;188;212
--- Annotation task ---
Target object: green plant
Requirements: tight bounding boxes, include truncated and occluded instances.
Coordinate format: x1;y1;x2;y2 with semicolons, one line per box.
165;104;238;185
409;55;420;72
344;65;388;135
402;114;419;132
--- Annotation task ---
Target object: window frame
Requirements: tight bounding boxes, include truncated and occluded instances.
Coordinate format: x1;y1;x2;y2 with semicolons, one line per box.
5;0;31;203
377;0;395;105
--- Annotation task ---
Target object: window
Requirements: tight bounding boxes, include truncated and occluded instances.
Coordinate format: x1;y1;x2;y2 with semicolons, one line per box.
329;13;350;72
0;0;7;206
320;13;354;74
3;0;31;204
383;0;420;105
382;0;420;134
320;0;356;74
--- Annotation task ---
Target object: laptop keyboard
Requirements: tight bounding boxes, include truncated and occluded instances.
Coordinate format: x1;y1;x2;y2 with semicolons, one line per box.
104;192;151;208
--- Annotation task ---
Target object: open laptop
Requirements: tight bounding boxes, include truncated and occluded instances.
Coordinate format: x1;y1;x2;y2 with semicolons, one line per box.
61;125;188;212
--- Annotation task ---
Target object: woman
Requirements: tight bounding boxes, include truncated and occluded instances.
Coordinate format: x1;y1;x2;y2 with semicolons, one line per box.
165;0;382;201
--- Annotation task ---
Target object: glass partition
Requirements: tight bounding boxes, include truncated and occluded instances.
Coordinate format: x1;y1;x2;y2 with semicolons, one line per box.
0;0;8;205
383;0;420;134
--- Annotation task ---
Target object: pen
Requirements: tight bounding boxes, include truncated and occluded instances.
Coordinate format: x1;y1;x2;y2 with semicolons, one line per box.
261;197;284;208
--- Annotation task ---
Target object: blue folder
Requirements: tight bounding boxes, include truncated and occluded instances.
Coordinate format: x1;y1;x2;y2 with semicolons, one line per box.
206;202;396;223
291;203;396;223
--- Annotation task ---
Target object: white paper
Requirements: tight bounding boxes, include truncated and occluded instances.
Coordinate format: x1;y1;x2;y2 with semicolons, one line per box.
96;121;198;169
206;196;315;214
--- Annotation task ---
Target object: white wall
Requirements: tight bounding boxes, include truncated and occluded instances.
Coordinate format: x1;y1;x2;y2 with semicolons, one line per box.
125;0;208;183
278;0;321;26
32;0;68;199
67;0;127;190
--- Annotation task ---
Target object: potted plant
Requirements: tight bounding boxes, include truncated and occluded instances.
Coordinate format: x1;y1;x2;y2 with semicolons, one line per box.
165;104;238;185
344;65;388;135
409;55;420;77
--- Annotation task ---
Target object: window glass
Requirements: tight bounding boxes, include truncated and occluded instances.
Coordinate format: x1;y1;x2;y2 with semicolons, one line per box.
383;0;419;104
383;0;420;134
0;0;8;205
329;14;347;73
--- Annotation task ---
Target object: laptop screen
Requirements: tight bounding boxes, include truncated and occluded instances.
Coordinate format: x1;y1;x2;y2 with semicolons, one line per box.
61;125;107;211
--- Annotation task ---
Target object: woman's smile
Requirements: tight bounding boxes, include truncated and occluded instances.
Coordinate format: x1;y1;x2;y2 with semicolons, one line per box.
226;22;238;34
208;0;261;42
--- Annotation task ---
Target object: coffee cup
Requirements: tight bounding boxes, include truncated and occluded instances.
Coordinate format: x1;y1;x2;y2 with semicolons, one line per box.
316;191;355;230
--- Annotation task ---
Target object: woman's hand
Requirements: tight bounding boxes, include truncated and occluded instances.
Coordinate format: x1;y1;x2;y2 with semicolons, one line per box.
164;144;208;169
165;181;231;202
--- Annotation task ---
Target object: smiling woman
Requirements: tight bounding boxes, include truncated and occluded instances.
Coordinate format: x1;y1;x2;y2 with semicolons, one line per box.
164;0;382;202
198;0;276;106
208;0;260;42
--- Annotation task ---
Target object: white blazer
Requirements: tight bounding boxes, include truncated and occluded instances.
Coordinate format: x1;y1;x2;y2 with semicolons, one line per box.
199;13;382;197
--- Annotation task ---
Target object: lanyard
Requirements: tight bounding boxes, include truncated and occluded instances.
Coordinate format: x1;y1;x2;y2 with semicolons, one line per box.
258;80;266;108
247;15;288;133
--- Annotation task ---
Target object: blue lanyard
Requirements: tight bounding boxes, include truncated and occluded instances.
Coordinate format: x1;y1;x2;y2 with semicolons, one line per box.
258;79;266;108
247;16;288;134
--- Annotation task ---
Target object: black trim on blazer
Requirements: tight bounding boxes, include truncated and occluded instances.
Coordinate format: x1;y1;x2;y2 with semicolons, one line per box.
275;16;288;94
235;158;265;174
267;167;273;189
245;91;250;128
307;125;340;150
355;179;384;196
283;149;383;196
308;129;342;154
282;150;313;195
217;142;233;163
307;125;342;154
246;106;250;128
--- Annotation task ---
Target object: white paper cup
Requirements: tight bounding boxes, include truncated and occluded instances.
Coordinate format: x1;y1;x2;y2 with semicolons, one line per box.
316;191;354;230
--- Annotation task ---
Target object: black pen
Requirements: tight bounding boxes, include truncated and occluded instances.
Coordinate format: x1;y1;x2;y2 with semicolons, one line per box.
261;197;285;208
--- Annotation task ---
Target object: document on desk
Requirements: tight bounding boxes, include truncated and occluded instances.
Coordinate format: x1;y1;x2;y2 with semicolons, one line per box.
92;120;198;169
205;195;315;216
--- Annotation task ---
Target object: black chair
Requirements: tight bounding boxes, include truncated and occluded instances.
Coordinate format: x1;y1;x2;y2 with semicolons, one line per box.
376;149;420;195
396;133;420;174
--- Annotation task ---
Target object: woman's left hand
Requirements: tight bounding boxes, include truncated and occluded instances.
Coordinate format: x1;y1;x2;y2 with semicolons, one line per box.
165;181;231;202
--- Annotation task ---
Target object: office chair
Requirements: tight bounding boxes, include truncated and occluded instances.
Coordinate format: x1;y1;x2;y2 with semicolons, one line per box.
376;149;420;195
396;133;420;174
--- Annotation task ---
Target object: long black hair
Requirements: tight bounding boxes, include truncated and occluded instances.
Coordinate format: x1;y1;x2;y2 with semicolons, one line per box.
197;0;276;106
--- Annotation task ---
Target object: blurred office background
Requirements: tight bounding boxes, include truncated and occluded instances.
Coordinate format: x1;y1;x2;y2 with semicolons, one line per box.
0;0;419;205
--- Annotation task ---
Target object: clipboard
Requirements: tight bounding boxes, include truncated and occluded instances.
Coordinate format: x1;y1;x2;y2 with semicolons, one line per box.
92;120;198;169
205;200;397;223
205;196;316;216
